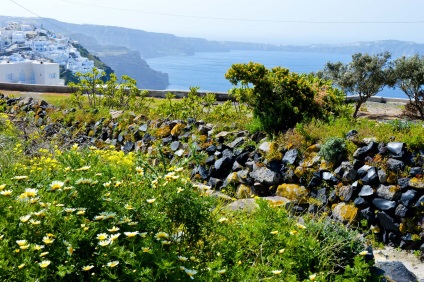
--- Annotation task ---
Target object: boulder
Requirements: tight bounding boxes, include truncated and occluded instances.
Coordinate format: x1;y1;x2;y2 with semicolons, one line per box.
332;202;359;223
376;184;401;201
276;184;308;204
249;167;282;186
374;261;418;282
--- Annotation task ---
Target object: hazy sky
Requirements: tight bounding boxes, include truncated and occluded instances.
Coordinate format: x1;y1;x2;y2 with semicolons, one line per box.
2;0;423;45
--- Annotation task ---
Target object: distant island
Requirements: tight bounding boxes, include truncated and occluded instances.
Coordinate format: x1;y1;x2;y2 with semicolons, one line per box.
2;16;424;90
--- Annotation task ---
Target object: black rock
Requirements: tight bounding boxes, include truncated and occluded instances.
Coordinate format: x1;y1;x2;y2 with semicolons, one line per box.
386;142;405;158
282;149;298;165
358;185;374;197
212;156;234;178
170;141;180;151
208;177;223;189
322;171;339;185
398;178;410;190
249;167;282;186
232;161;243;172
282;169;297;183
354;197;369;207
339;185;354;202
328;190;338;202
374;261;418;282
139;124;148;132
205;155;215;166
414;195;424;211
307;172;322;189
123;141;134;152
334;161;357;183
310;188;327;206
162;136;173;145
360;207;376;222
376;184;401;201
228;137;244;149
358;165;379;185
395;204;409;218
400;190;417;207
377;211;399;231
205;144;217;155
372;198;397;211
266;160;282;173
409;166;423;177
235;151;250;166
345;129;358;139
386;158;405;172
353;141;377;160
187;118;196;125
236;170;253;185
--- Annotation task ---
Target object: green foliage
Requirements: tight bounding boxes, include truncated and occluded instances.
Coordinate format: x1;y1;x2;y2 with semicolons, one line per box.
226;62;339;134
391;54;424;119
69;68;106;109
0;117;374;281
324;52;392;118
319;137;348;166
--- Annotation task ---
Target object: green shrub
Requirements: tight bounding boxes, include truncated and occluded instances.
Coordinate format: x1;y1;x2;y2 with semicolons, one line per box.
319;137;348;166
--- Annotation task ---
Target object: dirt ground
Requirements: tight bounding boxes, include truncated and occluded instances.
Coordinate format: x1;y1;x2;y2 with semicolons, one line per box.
357;101;409;120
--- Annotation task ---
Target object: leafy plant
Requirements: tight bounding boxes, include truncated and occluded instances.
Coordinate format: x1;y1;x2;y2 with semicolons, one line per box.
319;137;348;166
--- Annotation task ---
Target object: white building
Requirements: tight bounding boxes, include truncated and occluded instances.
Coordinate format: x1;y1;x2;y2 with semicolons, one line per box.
0;60;62;85
12;31;25;43
6;22;20;30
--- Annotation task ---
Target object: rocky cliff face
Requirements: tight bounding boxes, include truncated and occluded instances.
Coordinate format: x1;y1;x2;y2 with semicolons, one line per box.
98;50;169;89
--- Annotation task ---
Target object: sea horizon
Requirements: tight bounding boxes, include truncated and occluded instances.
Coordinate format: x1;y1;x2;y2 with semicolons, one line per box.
146;50;406;99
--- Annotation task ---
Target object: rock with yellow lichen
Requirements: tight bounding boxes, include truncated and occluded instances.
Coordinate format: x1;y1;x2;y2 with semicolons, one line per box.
332;203;359;224
171;123;185;137
276;184;309;204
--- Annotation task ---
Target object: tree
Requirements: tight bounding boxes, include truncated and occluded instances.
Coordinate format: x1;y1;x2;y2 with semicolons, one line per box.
324;52;392;118
391;54;424;119
225;62;319;134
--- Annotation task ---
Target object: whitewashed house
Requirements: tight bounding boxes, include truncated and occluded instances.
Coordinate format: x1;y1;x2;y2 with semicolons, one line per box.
0;60;62;85
6;22;20;30
12;31;25;43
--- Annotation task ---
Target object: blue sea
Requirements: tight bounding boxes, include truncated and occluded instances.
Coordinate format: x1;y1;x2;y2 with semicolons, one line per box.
146;50;405;98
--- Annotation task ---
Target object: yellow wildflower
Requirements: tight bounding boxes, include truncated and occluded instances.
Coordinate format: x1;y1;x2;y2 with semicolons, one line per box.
178;256;188;262
20;214;31;223
184;268;197;279
40;251;49;257
108;226;120;233
146;198;156;204
155;232;169;240
124;231;139;238
42;236;54;245
270;230;279;235
96;233;108;240
18;264;25;269
50;181;64;191
109;233;120;242
82;265;94;271
39;260;51;268
33;244;44;251
16;240;27;246
20;244;30;250
142;247;151;253
0;184;6;190
98;240;111;247
271;270;282;275
107;261;119;268
1;190;12;196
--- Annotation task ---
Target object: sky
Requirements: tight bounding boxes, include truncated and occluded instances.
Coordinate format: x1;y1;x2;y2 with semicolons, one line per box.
1;0;423;45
